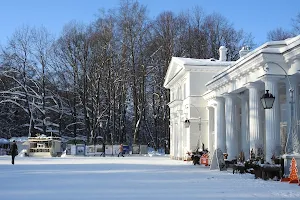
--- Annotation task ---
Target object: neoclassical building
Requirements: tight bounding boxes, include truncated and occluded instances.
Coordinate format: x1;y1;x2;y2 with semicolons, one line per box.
164;35;300;165
164;47;234;160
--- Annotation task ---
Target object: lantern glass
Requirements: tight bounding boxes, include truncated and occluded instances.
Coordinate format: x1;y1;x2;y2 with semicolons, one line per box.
260;90;275;109
184;119;190;128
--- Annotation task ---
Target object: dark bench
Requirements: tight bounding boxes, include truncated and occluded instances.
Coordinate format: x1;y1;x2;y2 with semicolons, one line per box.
261;165;282;180
232;164;246;174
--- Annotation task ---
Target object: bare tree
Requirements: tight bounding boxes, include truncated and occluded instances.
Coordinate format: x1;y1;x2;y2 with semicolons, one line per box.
292;12;300;34
55;21;87;140
267;27;294;41
0;26;38;137
117;0;150;144
0;1;256;151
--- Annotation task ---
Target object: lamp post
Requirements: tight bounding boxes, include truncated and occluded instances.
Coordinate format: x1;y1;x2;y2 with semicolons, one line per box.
154;113;158;151
184;104;202;151
261;62;294;154
99;119;108;157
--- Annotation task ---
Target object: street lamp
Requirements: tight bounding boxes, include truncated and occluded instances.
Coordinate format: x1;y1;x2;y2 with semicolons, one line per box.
184;119;190;128
99;119;108;157
154;113;158;151
260;90;275;109
184;104;202;151
262;62;294;154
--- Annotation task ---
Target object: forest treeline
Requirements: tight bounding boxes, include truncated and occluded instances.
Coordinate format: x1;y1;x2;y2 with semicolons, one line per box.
0;1;259;149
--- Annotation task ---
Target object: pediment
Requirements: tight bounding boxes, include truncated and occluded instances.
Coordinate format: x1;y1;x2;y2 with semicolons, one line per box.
163;57;184;88
164;57;233;88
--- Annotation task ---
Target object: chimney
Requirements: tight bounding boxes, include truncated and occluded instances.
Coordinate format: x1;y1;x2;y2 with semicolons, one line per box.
239;46;250;58
219;46;227;61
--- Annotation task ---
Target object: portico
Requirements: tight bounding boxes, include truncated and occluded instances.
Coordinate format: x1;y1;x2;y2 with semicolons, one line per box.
164;35;300;165
203;36;300;163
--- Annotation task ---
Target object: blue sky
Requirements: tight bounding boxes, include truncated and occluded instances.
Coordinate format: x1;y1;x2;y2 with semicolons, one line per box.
0;0;299;47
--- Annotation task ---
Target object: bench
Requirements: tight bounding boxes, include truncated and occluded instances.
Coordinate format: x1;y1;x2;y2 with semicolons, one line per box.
232;164;246;174
261;165;282;180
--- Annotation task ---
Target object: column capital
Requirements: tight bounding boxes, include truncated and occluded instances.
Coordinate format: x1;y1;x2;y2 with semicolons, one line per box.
206;106;214;111
260;75;282;83
222;92;237;99
245;82;262;89
214;96;225;102
177;110;183;115
287;57;300;74
237;90;249;100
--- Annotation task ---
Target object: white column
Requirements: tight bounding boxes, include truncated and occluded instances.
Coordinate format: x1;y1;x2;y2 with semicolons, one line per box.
169;121;174;158
247;82;263;157
174;122;177;159
170;113;177;159
214;97;226;153
175;115;180;159
292;76;300;153
207;106;214;152
224;93;238;160
240;91;250;160
235;101;241;153
286;76;300;153
263;76;280;163
178;110;183;159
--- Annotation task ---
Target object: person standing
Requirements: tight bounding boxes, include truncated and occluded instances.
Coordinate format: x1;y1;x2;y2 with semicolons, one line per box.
11;140;18;165
118;143;124;157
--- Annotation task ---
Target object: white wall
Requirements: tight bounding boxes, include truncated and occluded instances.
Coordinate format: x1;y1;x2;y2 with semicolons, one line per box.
189;72;216;95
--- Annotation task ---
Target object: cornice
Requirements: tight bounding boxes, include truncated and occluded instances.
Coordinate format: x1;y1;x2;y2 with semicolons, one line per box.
206;55;264;91
177;110;183;115
222;92;237;100
283;43;300;63
185;65;227;73
202;90;216;100
164;68;185;88
260;74;283;83
167;99;183;108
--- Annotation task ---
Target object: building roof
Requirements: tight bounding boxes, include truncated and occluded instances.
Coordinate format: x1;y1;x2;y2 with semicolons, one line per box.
163;57;234;88
170;57;234;66
205;35;300;89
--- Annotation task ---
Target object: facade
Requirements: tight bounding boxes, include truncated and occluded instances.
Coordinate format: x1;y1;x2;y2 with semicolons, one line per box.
164;35;300;164
163;47;234;160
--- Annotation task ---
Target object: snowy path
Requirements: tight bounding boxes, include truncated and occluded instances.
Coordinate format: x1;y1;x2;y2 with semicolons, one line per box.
0;156;300;200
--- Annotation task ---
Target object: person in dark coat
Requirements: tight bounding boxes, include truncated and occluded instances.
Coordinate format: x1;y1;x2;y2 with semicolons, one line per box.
10;140;18;165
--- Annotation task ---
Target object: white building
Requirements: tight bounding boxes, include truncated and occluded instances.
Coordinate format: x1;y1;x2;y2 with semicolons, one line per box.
164;35;300;164
164;47;234;160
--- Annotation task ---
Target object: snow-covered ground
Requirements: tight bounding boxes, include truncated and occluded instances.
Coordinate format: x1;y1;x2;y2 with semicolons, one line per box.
0;155;300;200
